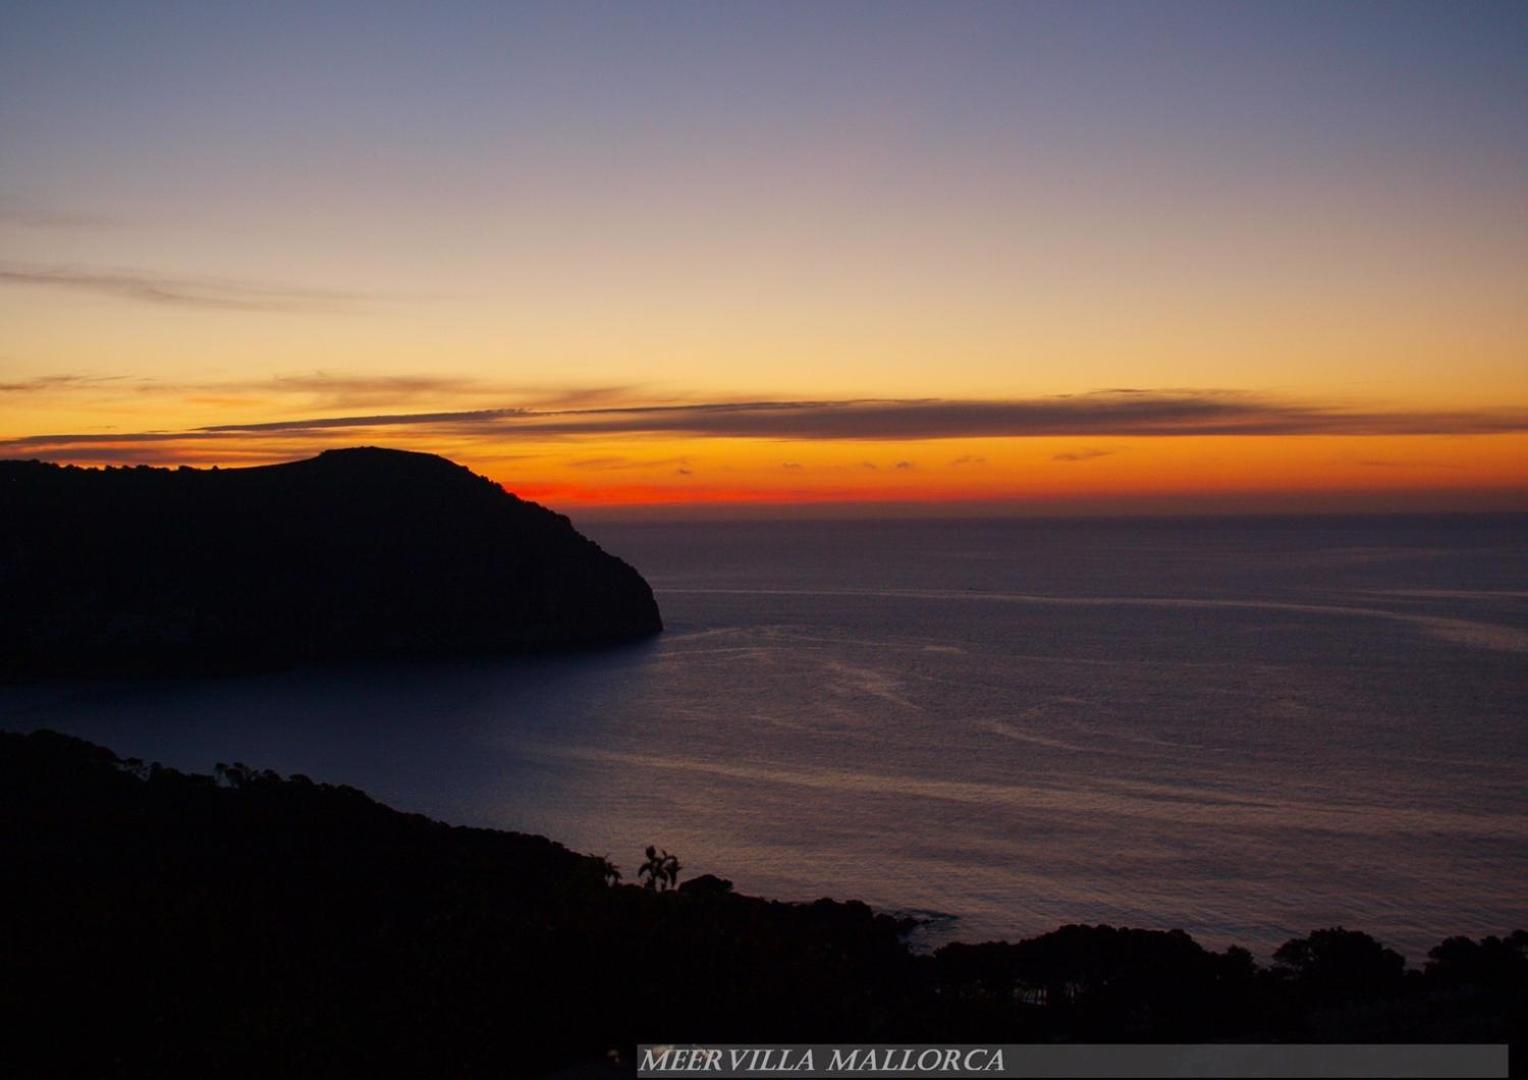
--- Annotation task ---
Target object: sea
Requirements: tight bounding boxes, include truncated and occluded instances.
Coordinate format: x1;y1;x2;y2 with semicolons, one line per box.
4;513;1525;961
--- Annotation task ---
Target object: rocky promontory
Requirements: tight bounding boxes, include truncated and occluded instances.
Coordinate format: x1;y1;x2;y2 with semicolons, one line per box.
0;447;661;678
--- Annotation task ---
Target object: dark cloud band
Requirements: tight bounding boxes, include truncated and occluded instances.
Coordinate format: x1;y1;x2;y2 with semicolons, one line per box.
5;391;1527;460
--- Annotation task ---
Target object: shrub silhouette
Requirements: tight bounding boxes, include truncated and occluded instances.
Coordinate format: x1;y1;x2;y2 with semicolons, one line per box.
678;874;734;898
1426;931;1528;992
1273;927;1406;999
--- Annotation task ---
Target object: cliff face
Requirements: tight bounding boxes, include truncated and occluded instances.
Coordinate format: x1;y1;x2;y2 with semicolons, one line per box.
0;447;661;678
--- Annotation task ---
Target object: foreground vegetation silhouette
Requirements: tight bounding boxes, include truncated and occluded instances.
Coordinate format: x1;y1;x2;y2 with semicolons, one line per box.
3;730;1523;1077
638;846;683;891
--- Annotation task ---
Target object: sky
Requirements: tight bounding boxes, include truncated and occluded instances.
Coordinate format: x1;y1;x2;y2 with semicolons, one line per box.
2;0;1526;515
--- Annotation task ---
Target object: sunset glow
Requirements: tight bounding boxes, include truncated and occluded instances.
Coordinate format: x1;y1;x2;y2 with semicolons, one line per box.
3;1;1525;514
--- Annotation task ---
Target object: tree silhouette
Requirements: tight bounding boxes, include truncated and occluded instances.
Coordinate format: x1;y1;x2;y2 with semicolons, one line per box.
1273;927;1405;999
637;845;681;891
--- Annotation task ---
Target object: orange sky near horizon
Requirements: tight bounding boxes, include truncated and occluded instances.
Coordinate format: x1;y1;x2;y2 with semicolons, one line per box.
4;378;1525;515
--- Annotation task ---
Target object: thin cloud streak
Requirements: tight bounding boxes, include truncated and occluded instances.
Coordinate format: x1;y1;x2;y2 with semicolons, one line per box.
0;262;363;312
0;373;129;393
203;408;529;433
8;369;640;413
240;374;638;410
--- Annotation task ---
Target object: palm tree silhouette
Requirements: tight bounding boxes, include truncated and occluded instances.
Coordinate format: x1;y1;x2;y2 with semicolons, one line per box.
637;845;682;891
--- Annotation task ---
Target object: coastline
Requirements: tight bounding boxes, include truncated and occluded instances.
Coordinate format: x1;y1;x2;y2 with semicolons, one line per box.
5;728;1522;1076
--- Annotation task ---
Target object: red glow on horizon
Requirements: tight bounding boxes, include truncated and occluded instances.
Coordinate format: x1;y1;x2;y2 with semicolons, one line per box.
499;481;931;507
497;478;1528;516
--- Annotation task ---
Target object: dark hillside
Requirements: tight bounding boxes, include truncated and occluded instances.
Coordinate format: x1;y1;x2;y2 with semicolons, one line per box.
0;447;661;678
3;731;1523;1077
